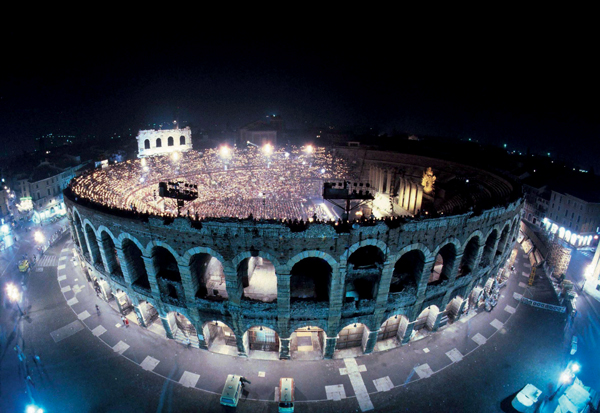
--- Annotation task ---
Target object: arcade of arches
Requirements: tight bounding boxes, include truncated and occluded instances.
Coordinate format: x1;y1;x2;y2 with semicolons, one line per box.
67;204;521;360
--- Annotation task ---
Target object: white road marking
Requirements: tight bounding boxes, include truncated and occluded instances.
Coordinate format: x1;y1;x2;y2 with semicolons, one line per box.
490;319;504;330
472;333;487;345
325;384;346;401
342;358;373;411
140;356;160;371
373;376;394;392
77;310;90;321
414;363;434;379
92;325;107;336
446;348;463;363
179;371;200;388
112;340;129;355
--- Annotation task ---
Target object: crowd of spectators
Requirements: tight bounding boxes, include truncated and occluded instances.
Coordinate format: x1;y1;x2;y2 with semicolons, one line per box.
70;146;349;221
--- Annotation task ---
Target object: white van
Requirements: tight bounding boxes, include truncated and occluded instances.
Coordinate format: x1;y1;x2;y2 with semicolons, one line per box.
220;374;243;407
278;378;295;412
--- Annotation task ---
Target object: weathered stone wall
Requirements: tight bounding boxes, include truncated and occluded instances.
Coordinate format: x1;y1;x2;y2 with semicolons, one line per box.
66;194;523;358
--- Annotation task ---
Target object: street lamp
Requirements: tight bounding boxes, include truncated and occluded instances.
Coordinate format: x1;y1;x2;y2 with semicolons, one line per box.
34;230;45;244
549;362;579;400
262;143;273;155
26;405;45;413
6;282;24;316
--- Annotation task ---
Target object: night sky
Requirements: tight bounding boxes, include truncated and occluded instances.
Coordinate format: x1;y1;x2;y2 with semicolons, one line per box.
1;21;598;169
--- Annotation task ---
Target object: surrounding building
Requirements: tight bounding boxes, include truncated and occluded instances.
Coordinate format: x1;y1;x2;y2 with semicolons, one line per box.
16;159;85;223
542;187;600;248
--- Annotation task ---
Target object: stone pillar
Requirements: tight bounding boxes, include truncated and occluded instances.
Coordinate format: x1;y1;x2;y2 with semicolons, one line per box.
178;263;197;304
115;247;133;285
431;311;444;332
323;337;337;359
142;256;161;299
417;257;437;295
277;272;291;359
375;260;394;308
327;263;344;351
363;329;379;354
401;322;415;344
82;227;100;265
160;312;176;339
228;306;247;357
440;288;454;311
455;298;468;321
449;253;464;282
224;268;241;306
134;305;147;327
96;236;112;275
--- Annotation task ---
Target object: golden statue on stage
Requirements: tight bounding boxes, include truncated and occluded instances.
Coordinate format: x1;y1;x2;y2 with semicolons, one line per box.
422;167;436;194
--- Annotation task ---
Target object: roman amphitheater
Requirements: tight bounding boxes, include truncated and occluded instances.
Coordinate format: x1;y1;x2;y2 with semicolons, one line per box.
64;137;523;360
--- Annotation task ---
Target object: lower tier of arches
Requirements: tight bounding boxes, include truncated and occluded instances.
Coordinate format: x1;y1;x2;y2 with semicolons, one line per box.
82;244;509;360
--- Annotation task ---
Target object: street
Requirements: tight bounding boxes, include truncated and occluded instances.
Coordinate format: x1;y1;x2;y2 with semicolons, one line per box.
1;220;599;412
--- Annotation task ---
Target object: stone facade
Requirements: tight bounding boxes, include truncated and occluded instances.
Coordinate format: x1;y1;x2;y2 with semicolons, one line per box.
66;193;523;359
136;127;193;158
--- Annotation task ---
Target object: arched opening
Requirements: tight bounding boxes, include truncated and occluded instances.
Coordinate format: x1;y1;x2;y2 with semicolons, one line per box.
113;288;133;315
496;225;510;257
190;253;227;300
179;135;186;145
469;286;485;310
335;323;370;356
144;139;150;149
239;256;277;303
202;321;238;356
479;230;498;268
122;239;150;291
345;246;384;301
413;305;440;337
84;224;102;267
429;243;456;284
244;326;280;358
137;300;163;333
156;138;162;148
290;258;331;302
290;326;326;360
458;236;480;277
73;213;88;256
100;231;121;277
167;136;174;146
169;312;199;347
390;250;424;293
152;246;183;302
376;314;409;352
445;296;464;321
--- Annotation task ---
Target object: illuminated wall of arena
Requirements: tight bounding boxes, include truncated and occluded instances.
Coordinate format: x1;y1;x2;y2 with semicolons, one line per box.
137;127;193;158
65;194;523;359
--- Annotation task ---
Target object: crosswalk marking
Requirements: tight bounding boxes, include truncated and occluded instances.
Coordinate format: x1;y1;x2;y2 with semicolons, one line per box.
38;255;58;267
